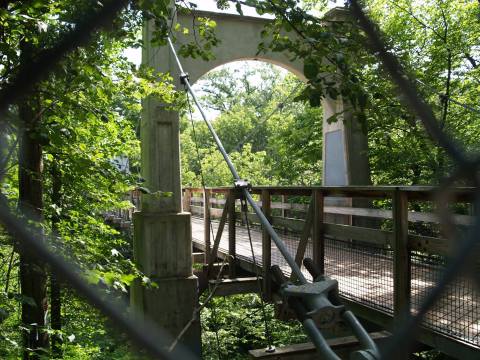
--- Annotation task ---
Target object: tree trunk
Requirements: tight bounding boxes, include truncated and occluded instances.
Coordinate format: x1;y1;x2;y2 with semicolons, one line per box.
50;160;62;357
18;40;48;359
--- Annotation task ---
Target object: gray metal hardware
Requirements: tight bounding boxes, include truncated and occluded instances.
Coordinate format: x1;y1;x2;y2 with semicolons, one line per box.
282;278;345;329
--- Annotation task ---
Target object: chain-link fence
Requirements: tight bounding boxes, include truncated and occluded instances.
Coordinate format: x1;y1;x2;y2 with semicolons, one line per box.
1;1;480;359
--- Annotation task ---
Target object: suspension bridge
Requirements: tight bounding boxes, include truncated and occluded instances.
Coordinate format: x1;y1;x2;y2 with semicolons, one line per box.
123;6;480;358
188;187;478;358
2;3;474;359
101;185;480;358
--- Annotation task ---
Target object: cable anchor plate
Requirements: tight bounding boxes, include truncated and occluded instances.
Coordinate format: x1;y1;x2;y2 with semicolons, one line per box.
280;275;345;329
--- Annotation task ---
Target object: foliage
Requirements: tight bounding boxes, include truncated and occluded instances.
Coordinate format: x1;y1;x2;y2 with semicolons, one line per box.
223;0;480;185
0;0;183;358
201;294;307;359
1;0;479;358
364;0;480;184
181;62;324;187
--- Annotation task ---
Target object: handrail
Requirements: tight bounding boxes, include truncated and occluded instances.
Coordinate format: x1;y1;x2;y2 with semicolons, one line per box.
184;185;476;201
187;185;478;356
188;195;473;225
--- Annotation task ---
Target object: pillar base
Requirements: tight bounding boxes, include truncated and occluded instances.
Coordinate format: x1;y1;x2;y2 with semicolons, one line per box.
131;276;202;357
132;211;201;356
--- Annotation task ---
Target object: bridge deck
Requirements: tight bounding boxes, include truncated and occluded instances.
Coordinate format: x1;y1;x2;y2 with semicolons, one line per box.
191;216;480;349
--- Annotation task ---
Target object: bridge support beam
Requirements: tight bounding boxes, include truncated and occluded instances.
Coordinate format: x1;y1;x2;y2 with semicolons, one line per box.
130;18;201;356
321;8;372;229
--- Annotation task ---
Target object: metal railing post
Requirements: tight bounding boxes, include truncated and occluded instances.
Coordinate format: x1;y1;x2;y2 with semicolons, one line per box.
228;189;237;278
261;189;272;299
313;189;325;274
393;189;411;324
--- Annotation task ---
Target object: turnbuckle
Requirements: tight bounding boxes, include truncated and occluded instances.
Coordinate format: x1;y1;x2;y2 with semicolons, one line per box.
272;259;344;329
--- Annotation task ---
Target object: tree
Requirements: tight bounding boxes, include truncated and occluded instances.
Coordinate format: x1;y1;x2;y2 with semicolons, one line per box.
2;0;479;357
181;62;323;187
227;0;480;185
365;0;480;184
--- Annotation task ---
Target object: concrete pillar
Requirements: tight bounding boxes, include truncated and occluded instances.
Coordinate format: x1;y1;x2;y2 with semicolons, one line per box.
322;96;371;187
321;9;371;226
322;91;372;227
131;18;201;356
321;7;371;189
130;7;369;354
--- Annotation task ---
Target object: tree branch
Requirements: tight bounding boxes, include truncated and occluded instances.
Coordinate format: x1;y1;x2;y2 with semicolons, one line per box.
386;0;445;41
465;53;478;69
0;0;130;116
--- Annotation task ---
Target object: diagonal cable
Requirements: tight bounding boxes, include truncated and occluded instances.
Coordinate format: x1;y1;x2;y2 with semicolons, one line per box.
183;90;224;356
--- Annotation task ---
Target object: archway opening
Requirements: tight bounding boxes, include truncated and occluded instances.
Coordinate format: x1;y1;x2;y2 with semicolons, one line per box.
180;60;323;188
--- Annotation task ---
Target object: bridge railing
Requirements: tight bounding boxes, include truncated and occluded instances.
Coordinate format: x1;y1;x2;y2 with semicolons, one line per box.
184;185;479;358
104;189;141;229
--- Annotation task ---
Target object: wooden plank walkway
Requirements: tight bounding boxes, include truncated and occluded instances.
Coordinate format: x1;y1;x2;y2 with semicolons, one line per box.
191;216;480;348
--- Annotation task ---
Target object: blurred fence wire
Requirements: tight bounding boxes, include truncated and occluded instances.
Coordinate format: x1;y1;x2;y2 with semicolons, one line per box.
0;1;194;359
0;0;478;359
349;0;480;357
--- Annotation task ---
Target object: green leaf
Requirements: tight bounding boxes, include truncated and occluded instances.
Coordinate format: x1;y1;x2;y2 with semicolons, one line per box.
303;59;318;80
235;1;243;16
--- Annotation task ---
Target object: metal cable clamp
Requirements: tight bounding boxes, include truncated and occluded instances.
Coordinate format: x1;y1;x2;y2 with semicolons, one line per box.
271;260;380;360
282;277;345;329
234;179;251;191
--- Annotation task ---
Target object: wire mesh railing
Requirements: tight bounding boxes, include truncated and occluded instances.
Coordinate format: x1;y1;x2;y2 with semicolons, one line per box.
187;186;479;354
410;252;479;345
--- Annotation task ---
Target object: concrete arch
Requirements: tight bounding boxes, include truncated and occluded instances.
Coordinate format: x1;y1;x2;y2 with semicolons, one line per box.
140;7;370;212
174;11;306;84
189;56;306;85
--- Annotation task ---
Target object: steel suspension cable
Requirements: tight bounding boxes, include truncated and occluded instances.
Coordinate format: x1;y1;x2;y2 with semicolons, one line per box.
177;91;225;357
416;79;480;117
185;84;277;358
167;37;307;284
